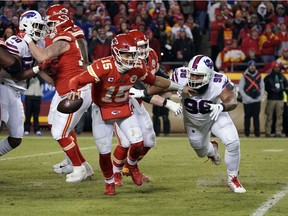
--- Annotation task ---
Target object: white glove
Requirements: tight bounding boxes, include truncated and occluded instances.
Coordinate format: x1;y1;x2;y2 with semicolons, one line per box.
209;103;224;121
165;99;183;116
129;87;145;98
23;34;32;44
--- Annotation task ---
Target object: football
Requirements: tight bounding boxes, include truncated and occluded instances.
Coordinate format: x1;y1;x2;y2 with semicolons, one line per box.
57;97;83;114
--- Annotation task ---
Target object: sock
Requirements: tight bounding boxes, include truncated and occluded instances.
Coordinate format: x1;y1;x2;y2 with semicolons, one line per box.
0;138;13;156
207;142;215;157
127;141;143;164
113;145;129;172
99;153;113;181
57;137;82;166
138;147;151;161
69;131;85;163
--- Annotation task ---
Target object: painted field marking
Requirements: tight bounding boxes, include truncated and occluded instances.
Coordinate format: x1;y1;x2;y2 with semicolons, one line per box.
251;185;288;216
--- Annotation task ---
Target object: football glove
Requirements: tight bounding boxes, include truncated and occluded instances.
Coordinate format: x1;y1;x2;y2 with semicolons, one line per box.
209;103;224;121
165;99;183;116
129;87;146;98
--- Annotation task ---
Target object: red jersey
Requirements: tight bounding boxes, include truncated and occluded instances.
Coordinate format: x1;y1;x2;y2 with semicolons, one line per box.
83;56;156;108
146;48;159;75
45;24;85;46
50;32;84;96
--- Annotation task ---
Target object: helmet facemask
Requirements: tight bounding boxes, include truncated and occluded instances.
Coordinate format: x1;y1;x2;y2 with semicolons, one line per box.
113;47;138;72
137;40;149;60
188;69;211;89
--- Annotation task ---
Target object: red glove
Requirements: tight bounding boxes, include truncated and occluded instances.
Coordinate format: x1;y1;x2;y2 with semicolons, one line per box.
39;58;58;75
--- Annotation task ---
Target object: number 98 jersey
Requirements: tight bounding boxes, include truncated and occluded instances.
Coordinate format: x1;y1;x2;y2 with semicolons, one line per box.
171;67;231;126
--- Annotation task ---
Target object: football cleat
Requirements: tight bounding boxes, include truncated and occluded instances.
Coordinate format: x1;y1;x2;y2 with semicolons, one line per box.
207;140;221;165
227;175;246;193
123;164;150;183
125;162;143;186
104;183;116;195
66;165;87;183
53;159;73;174
114;172;123;187
54;164;73;174
122;165;130;176
83;161;94;178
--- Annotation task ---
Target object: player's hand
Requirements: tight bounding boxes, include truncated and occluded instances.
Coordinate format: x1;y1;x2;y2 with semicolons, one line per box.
23;34;32;44
129;87;145;98
209;103;224;121
181;86;197;97
67;91;80;100
165;100;183;116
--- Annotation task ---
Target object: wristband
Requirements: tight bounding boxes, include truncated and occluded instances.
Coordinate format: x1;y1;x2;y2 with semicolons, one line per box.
168;81;184;91
143;89;149;97
162;98;167;107
220;103;226;111
32;65;40;74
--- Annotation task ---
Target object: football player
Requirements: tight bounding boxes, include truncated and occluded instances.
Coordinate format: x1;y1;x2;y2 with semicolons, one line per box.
23;12;93;183
66;33;192;195
112;29;182;186
44;3;91;175
170;55;246;193
0;11;50;157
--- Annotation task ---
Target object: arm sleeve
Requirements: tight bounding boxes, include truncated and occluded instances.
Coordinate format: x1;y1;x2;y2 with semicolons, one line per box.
69;71;95;91
133;80;153;103
155;66;169;79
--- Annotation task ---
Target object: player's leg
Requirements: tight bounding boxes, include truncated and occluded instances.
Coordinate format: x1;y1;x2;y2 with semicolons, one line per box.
185;123;219;163
118;114;145;186
211;113;246;193
0;86;24;156
113;122;130;186
91;104;115;195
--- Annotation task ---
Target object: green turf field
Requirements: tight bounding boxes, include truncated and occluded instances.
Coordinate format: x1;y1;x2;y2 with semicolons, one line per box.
0;134;287;216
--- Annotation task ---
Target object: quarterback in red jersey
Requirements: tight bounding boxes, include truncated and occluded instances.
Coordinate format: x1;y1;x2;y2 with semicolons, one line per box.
68;33;190;195
23;13;93;183
113;29;182;186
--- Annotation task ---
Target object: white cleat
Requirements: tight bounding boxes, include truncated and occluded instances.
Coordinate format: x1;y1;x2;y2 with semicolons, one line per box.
207;140;221;165
53;159;73;174
227;175;246;193
66;165;87;183
83;161;94;178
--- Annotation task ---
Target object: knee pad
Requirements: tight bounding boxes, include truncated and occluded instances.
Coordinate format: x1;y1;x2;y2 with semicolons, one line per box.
95;138;112;154
226;140;240;155
189;140;208;158
8;137;22;149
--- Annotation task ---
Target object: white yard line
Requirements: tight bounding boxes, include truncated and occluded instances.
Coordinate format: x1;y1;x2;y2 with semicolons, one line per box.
251;185;288;216
0;146;96;161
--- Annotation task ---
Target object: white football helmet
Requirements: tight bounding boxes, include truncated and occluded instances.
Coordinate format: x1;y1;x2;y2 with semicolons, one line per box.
187;55;214;89
19;10;46;41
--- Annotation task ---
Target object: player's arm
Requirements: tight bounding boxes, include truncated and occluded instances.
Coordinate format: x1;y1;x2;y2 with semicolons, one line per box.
208;82;237;121
69;71;96;91
0;47;22;76
77;38;89;70
24;36;69;63
219;82;238;112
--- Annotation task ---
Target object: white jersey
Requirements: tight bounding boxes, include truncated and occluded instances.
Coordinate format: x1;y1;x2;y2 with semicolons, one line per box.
171;67;231;127
2;36;45;92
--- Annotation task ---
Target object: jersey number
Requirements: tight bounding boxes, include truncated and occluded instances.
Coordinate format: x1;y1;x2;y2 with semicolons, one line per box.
184;98;212;114
102;85;132;103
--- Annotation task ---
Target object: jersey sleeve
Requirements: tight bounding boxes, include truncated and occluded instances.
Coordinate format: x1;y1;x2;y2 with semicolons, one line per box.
170;67;189;86
72;25;85;39
52;32;74;43
5;36;28;57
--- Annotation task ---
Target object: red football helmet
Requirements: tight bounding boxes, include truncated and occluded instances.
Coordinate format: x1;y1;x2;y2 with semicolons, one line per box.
46;14;73;38
111;34;138;72
46;4;69;17
128;29;149;60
